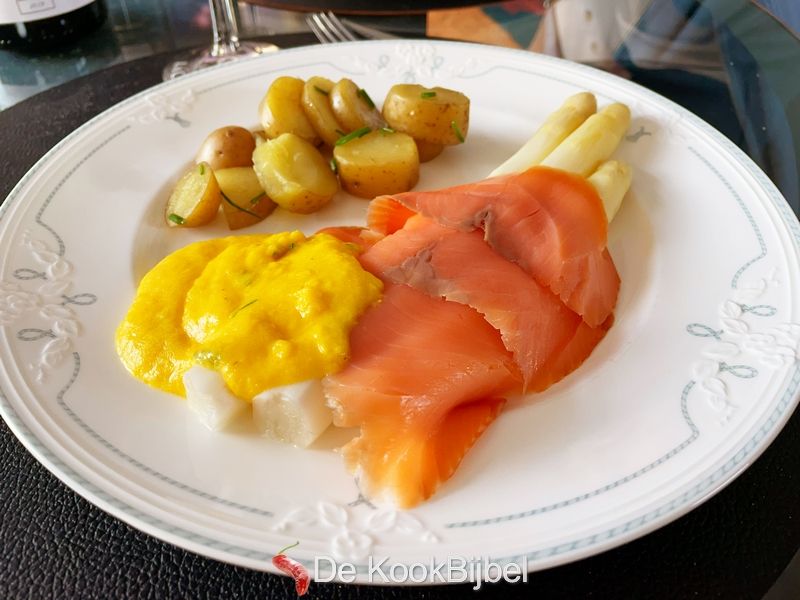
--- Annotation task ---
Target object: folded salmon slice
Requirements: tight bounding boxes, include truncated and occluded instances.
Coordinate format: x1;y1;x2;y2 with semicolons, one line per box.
343;397;506;508
368;166;620;327
359;215;583;390
323;284;520;507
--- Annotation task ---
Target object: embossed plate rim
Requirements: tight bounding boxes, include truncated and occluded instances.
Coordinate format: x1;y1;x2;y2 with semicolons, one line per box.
0;40;799;581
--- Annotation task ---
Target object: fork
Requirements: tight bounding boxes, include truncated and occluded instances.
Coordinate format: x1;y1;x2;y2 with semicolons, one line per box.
306;11;358;44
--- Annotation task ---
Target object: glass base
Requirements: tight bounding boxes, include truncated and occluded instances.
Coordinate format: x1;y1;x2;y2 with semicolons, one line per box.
162;40;278;80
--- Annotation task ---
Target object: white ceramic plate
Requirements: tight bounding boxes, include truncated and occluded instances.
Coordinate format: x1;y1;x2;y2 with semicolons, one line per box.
1;41;799;583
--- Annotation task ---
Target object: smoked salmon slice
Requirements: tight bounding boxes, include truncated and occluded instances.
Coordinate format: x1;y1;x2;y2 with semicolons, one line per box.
323;283;520;507
527;316;613;392
342;397;506;508
370;166;620;327
359;215;583;389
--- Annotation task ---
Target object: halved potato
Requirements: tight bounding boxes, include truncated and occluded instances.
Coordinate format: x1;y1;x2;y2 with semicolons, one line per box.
333;129;419;199
259;76;320;145
301;76;343;148
196;126;256;170
414;138;444;162
382;84;469;146
165;162;221;227
253;133;339;214
215;166;276;230
330;78;386;132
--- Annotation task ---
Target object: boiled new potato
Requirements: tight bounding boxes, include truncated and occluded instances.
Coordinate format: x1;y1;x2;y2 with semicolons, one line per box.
253;133;339;214
215;166;277;230
196;126;256;170
302;76;343;147
165;162;221;227
414;138;444;163
333;129;419;199
382;84;469;146
330;78;386;133
259;76;320;145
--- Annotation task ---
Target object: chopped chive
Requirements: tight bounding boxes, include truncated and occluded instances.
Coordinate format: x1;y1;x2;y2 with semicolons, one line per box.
335;126;371;146
314;85;329;96
421;91;437;99
198;163;205;176
335;128;346;136
231;299;258;318
379;127;395;135
357;88;375;109
168;213;185;225
221;191;262;218
330;157;338;174
450;120;465;143
249;193;265;205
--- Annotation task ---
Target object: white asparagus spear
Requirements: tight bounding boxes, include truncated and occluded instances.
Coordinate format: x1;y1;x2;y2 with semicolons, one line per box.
540;103;631;177
587;160;633;221
490;92;597;177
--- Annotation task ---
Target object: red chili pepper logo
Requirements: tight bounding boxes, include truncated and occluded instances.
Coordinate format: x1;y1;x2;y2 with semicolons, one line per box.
272;541;311;596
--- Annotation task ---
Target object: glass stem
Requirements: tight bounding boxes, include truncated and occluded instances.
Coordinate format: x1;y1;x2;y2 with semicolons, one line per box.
209;0;242;56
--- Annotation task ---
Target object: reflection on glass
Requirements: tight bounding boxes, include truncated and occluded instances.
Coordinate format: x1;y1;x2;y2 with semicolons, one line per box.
162;0;277;80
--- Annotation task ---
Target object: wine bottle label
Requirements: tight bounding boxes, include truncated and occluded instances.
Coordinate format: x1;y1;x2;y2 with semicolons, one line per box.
0;0;95;25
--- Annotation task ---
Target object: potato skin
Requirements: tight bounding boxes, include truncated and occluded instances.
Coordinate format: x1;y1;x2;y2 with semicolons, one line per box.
382;84;470;146
330;79;386;133
165;162;221;227
333;130;419;199
253;133;339;214
195;126;256;170
215;166;276;230
414;138;444;162
259;76;321;145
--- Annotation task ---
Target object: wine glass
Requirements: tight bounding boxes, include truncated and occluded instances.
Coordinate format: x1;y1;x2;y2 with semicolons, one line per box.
162;0;278;80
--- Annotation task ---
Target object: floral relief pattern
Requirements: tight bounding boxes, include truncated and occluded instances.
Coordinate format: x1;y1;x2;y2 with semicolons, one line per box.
0;231;96;383
128;89;195;127
348;43;482;82
272;500;438;561
687;271;799;425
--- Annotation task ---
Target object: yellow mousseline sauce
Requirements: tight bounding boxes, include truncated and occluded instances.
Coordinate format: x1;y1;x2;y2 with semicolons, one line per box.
115;231;383;400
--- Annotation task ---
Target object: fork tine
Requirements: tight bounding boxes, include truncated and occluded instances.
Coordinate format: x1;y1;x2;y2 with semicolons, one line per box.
306;13;337;44
322;11;358;42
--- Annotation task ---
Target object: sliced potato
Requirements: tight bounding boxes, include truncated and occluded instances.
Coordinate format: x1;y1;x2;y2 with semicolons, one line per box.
540;103;631;177
414;138;444;163
301;76;343;147
196;126;256;170
330;78;386;132
253;133;339;214
490;92;597;177
334;129;419;199
165;162;221;227
259;76;320;145
215;166;277;230
382;84;469;146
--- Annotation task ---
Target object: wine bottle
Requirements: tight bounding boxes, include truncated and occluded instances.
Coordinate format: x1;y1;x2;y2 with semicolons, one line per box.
0;1;106;50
